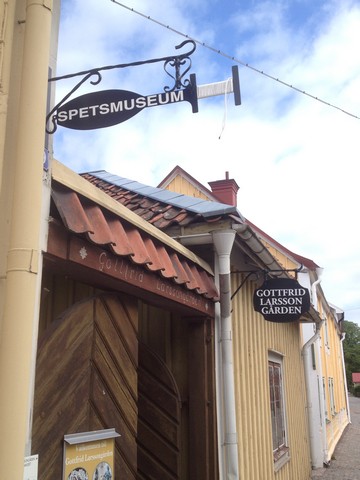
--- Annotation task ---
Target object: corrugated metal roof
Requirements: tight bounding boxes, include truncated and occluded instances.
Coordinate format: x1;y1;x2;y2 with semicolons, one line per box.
51;181;219;302
82;170;239;220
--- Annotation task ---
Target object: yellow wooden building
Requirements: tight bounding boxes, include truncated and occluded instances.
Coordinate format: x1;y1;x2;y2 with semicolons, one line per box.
256;221;350;467
84;166;328;479
156;166;349;477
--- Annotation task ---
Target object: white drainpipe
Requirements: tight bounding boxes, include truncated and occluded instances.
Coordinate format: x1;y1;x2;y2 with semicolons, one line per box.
303;268;332;468
311;268;323;310
310;270;331;464
316;331;329;465
302;319;325;469
212;229;239;480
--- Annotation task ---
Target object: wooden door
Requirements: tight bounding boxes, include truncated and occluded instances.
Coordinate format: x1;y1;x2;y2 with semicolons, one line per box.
32;293;139;480
137;343;182;479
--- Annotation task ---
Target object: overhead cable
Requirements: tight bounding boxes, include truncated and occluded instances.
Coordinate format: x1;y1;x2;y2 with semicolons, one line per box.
110;0;359;120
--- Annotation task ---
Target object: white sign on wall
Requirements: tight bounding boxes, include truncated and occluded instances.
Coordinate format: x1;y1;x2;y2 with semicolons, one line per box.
24;454;38;480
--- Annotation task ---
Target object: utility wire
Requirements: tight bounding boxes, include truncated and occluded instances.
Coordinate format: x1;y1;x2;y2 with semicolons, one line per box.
110;0;359;120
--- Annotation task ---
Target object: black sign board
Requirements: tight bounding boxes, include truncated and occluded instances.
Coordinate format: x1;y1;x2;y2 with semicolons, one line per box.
253;277;310;323
56;81;198;131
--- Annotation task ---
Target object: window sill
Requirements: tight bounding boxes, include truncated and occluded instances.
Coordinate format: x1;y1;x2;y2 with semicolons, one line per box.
274;447;290;473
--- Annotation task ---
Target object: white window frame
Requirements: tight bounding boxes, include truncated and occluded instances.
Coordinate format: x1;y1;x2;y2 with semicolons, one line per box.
323;318;330;354
328;377;336;415
323;377;329;421
268;351;289;471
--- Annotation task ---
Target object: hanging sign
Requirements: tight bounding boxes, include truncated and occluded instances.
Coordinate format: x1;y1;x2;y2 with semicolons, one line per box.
63;429;120;480
56;82;198;130
253;277;310;323
46;40;241;134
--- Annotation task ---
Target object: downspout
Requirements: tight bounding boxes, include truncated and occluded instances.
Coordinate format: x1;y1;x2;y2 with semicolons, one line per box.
310;269;329;464
0;0;53;475
212;229;239;480
302;319;325;469
311;268;323;311
317;330;329;466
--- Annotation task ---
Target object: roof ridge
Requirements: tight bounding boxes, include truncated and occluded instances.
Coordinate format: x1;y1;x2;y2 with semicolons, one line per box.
81;170;241;218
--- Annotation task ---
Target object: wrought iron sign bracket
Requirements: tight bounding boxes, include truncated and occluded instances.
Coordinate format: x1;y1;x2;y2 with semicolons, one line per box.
46;40;241;134
46;40;198;134
261;264;304;279
231;265;304;302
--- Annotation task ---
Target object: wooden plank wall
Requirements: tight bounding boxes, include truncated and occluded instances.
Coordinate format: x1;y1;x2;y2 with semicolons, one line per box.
231;274;312;480
318;302;349;458
32;294;139;480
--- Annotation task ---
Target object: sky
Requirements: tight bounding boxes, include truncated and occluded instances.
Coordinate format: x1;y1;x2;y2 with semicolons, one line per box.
52;0;360;324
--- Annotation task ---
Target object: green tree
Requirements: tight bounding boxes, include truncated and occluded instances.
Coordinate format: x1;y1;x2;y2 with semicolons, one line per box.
342;320;360;391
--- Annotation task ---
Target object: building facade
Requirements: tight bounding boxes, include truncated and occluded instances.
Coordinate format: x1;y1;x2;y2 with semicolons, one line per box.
157;166;350;475
0;3;349;477
256;223;350;467
84;167;338;479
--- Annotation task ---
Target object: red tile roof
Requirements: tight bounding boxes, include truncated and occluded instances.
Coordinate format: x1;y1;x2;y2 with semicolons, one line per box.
81;172;241;228
352;373;360;383
82;171;320;274
51;181;219;302
82;169;324;281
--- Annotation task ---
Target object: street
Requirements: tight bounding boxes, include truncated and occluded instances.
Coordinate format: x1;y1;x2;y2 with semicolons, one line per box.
312;395;360;479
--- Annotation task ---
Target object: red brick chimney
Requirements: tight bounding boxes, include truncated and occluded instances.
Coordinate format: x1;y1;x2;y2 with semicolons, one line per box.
208;172;239;207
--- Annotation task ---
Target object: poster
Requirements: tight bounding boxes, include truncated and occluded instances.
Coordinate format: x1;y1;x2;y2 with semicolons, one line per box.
63;429;120;480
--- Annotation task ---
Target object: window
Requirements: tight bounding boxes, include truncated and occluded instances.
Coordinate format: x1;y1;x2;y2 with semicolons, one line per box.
323;377;329;421
328;377;336;415
268;352;289;468
323;318;330;352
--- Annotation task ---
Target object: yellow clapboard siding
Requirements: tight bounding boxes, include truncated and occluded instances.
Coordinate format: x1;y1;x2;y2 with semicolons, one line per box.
318;302;349;458
164;176;213;200
232;275;312;480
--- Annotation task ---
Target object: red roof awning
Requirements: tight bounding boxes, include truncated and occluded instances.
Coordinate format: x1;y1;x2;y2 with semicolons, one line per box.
50;182;219;309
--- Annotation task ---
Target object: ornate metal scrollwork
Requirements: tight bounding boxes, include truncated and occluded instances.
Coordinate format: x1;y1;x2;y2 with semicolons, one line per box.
46;71;102;134
163;40;196;92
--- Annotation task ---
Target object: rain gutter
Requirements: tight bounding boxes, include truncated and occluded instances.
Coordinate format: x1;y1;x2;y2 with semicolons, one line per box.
233;223;286;273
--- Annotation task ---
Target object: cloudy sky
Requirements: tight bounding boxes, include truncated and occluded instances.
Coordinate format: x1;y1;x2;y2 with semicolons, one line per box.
52;0;360;324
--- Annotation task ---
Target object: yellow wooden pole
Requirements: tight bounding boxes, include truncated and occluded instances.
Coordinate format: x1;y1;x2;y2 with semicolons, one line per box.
0;0;52;476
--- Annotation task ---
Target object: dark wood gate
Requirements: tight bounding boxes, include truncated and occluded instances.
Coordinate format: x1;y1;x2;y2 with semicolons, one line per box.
32;293;184;479
32;294;139;479
138;343;182;479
